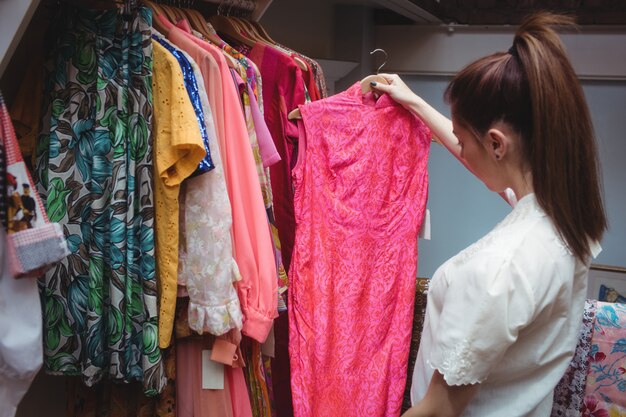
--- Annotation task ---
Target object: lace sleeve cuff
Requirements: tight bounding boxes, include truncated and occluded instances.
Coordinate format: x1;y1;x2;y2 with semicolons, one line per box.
187;297;243;336
428;340;488;386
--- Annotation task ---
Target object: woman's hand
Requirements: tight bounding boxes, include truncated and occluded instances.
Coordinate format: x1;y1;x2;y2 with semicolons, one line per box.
371;74;461;156
370;73;421;110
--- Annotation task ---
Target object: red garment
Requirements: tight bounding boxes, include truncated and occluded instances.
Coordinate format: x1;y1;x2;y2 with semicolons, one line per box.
245;43;306;417
289;83;431;417
292;55;320;102
246;43;306;275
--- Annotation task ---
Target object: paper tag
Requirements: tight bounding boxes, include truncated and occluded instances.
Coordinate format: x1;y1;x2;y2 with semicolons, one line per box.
202;350;224;390
418;209;431;240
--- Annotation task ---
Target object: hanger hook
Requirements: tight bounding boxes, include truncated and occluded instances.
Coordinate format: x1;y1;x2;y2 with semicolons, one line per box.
370;48;388;74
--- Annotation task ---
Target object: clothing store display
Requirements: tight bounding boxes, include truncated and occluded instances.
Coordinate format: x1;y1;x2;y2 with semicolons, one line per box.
582;302;626;416
165;21;278;343
35;6;165;394
551;299;597;417
289;82;430;417
412;194;602;417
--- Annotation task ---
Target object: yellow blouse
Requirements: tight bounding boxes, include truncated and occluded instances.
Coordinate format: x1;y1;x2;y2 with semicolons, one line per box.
152;40;206;348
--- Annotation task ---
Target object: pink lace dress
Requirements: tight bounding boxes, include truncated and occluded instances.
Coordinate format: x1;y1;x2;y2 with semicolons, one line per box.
289;82;431;417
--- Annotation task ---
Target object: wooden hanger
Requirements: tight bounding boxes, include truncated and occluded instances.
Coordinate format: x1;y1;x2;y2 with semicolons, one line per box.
172;6;187;22
250;21;277;45
160;4;179;23
233;17;265;43
360;74;389;94
288;107;302;121
183;8;222;45
293;56;309;72
143;0;169;34
208;15;255;47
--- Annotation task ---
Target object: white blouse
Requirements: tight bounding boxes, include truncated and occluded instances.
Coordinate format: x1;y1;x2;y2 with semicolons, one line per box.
411;193;601;417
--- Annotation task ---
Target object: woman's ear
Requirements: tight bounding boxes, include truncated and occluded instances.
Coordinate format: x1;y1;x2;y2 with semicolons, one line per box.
486;128;508;161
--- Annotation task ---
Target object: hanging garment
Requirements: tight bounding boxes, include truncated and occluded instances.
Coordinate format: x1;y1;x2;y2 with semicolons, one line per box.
289;82;430;417
551;299;597;417
401;278;430;414
151;38;207;349
241;338;275;417
0;229;43;417
153;35;214;174
244;42;307;275
165;37;244;340
35;6;165;394
164;22;278;343
174;297;253;417
237;41;308;417
582;302;626;416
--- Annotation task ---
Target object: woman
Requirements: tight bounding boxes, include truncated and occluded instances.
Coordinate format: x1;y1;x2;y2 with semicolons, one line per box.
372;12;607;417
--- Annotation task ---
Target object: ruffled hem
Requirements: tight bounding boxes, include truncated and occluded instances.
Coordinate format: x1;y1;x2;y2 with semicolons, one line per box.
188;298;244;336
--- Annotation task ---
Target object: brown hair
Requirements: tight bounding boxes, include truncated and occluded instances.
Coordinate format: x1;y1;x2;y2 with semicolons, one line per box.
445;12;607;261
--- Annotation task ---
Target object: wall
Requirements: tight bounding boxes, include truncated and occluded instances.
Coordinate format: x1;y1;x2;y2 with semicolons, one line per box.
259;0;335;59
411;75;626;278
375;24;626;80
0;0;40;77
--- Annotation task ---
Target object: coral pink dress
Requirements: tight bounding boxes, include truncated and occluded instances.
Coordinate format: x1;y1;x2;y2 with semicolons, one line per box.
289;83;431;417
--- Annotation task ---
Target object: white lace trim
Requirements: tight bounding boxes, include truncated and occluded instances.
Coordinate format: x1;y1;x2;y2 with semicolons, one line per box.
428;339;486;386
452;194;573;265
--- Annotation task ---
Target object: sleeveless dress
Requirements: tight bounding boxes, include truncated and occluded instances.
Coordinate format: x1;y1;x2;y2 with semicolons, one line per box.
289;82;431;417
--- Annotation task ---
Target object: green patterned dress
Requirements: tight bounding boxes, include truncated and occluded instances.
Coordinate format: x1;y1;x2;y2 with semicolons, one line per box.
35;5;164;395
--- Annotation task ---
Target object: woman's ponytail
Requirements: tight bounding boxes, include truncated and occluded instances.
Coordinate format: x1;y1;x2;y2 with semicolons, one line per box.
446;12;607;261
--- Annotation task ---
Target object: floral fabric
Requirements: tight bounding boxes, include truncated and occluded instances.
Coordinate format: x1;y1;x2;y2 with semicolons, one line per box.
582;302;626;417
551;299;597;417
35;6;164;394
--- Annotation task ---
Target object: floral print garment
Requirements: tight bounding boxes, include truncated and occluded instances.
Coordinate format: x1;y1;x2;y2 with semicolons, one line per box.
551;299;597;417
582;302;626;417
35;6;165;395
